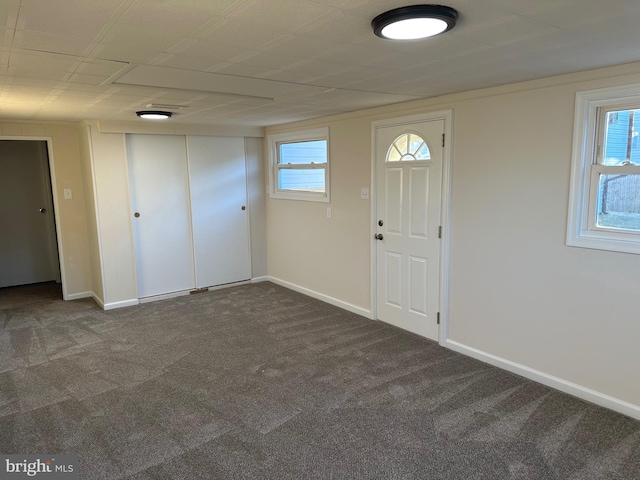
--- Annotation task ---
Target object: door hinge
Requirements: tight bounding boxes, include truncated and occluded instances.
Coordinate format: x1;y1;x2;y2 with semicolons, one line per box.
442;133;445;147
438;226;442;239
437;312;440;325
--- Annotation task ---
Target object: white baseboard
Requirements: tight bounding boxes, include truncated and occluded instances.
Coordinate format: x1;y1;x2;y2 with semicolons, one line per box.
445;339;640;421
103;298;139;310
251;276;269;283
91;293;105;309
268;276;373;319
65;291;92;301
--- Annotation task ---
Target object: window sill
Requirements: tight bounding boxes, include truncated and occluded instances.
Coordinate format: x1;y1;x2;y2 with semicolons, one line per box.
270;190;330;203
567;229;640;255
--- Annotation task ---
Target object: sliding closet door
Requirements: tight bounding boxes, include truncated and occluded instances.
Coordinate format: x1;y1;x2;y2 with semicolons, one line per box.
128;134;195;297
187;136;251;288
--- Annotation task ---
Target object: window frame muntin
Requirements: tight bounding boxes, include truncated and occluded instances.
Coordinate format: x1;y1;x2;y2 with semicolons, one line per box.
385;130;433;163
268;127;330;203
596;103;640;166
568;84;640;254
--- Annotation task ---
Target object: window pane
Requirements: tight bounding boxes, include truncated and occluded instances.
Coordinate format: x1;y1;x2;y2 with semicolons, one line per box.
278;168;325;192
602;109;640;166
386;133;431;162
395;135;409;155
279;140;327;165
388;147;402;162
416;143;431;160
409;137;423;153
596;173;640;231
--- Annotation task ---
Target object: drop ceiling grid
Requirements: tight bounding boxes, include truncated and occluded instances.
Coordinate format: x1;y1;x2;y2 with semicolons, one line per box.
0;0;640;125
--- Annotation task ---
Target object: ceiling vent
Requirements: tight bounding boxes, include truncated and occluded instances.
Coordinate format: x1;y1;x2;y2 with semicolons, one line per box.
145;103;188;110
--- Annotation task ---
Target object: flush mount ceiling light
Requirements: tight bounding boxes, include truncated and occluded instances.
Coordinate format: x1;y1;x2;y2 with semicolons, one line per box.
372;4;458;40
136;110;172;120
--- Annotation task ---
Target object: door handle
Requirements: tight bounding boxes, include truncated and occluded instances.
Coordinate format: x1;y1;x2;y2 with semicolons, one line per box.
134;212;140;218
374;233;384;240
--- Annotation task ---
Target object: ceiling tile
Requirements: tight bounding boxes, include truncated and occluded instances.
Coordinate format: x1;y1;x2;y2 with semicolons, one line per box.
198;18;292;50
522;0;640;30
118;0;217;34
223;0;338;30
17;31;92;56
21;0;123;39
175;39;250;62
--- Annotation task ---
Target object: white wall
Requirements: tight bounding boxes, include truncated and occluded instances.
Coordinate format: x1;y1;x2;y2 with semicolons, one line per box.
78;124;104;305
246;137;268;279
266;118;373;314
264;62;640;414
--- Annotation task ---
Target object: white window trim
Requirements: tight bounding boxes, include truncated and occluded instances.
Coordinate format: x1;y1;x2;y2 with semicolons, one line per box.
268;127;330;203
567;84;640;254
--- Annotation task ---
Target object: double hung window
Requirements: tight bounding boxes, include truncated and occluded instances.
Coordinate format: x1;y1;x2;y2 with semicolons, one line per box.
568;85;640;254
268;128;329;202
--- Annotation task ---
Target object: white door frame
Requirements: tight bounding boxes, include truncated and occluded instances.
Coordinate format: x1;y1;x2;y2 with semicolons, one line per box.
0;136;66;297
370;110;453;346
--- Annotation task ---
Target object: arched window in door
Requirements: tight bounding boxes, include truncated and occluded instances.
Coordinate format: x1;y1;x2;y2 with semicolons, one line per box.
386;132;431;162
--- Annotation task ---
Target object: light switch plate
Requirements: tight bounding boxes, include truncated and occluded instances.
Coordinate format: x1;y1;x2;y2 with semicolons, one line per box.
361;188;369;199
64;188;73;200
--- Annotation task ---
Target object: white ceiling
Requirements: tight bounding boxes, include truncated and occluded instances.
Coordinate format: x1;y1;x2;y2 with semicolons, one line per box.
2;0;640;127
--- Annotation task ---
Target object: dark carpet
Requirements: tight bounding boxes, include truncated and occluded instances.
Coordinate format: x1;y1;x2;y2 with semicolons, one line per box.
0;281;639;479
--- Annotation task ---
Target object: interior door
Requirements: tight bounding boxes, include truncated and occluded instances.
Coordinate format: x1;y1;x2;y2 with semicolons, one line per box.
0;140;58;288
128;134;195;298
187;136;251;288
375;120;444;340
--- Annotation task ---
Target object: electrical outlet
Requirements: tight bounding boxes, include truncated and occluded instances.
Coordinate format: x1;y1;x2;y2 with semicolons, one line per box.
327;207;332;219
361;188;369;199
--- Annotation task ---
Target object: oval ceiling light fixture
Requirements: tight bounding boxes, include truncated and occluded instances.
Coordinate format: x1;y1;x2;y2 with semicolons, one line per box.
372;4;458;40
136;110;172;120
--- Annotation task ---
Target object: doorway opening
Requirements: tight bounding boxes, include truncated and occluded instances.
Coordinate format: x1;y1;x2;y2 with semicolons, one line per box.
0;139;61;294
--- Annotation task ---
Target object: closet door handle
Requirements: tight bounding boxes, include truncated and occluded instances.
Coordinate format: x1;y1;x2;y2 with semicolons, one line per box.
241;206;246;211
134;212;140;218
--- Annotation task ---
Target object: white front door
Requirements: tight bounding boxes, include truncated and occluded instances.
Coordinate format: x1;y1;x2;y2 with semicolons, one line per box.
375;118;445;341
187;136;251;288
128;134;196;298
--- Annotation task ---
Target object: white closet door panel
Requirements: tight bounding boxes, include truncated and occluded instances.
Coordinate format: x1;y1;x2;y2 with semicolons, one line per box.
128;134;195;297
187;136;251;288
